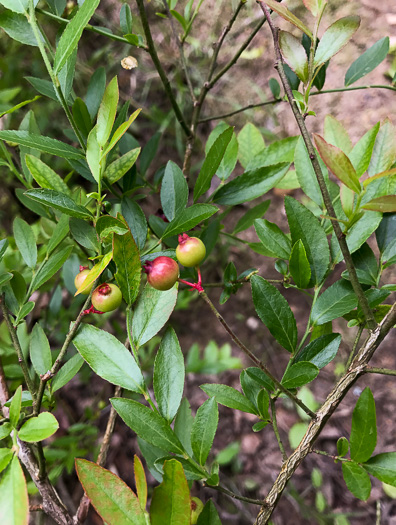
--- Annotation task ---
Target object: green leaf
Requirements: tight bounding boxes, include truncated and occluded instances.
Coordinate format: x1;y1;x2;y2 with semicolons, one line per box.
314;134;361;192
96;76;119;148
13;217;37;269
345;37;389;86
133;455;147;510
191;398;219;466
349;123;380;177
86;126;100;182
194;126;233;201
324;115;353;154
350;387;377;463
150;459;190;525
314;16;360;67
197;500;222;525
0;457;28;525
30;323;52;377
240;370;261;410
247;137;299;171
0;239;9;262
0;423;13;441
213;163;290;206
237;123;265;169
285;196;330;286
201;383;257;415
161;161;189;222
0;95;41;119
342;462;371;501
311;280;358;325
0;131;83;160
70;218;100;253
294;333;341;369
162;204;218;239
47;214;70;256
53;0;101;74
24;189;92;219
31;246;73;292
364;453;396;487
279;31;308;82
363;196;396;213
205;122;238;181
113;229;141;306
251;275;297;353
105;148;140;185
9;385;22;428
18;412;58;442
111;398;185;454
140;132;161;176
120;3;133;34
72;97;92;139
132;284;178;348
254;219;291;259
25;76;57;101
368;119;396;177
85;67;106;120
170;9;187;30
294;137;326;206
233;200;270;234
96;216;128;239
337;437;349;457
174;398;194;457
0;10;39;46
25;154;71;195
264;0;312;38
153;327;185;423
0;273;13;288
76;459;145;525
376;213;396;253
121;199;148;251
0;0;38;14
74;251;112;295
289;239;311;288
282;362;319;388
51;353;84;393
103;109;140;157
343;243;379;286
0;449;13;473
73;324;145;394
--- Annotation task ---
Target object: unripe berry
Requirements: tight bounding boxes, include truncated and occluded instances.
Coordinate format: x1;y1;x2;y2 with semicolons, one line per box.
91;283;122;312
176;234;206;267
74;267;93;295
144;256;179;291
190;497;204;524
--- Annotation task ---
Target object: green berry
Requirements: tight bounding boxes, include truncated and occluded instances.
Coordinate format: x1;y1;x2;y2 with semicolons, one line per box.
91;283;122;312
190;497;204;524
176;234;206;268
74;268;93;295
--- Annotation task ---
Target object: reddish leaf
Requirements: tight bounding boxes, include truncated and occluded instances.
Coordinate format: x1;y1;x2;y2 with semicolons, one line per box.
75;459;146;525
363;168;396;187
314;134;361;193
363;196;396;213
302;0;321;16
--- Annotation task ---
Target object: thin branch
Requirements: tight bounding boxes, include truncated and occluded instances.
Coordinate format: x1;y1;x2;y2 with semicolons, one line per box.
160;0;196;102
365;367;396;377
135;0;192;138
198;84;396;123
270;398;287;462
204;482;267;506
74;385;122;524
257;0;376;331
36;8;148;50
254;303;396;525
0;295;37;401
199;291;316;418
34;290;95;415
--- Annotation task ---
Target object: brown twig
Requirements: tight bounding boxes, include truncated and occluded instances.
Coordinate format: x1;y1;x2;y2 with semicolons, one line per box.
74;384;122;524
254;304;396;524
257;1;376;331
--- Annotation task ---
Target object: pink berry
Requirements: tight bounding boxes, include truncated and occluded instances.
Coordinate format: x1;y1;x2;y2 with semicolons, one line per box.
176;234;206;267
144;256;179;291
91;283;122;312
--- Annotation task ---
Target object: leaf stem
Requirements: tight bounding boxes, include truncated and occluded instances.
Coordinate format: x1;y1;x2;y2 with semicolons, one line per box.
270;397;287;462
205;482;267;506
199;291;316;418
257;0;377;331
364;366;396;377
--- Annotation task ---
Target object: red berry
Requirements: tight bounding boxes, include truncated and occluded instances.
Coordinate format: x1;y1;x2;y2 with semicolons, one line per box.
176;234;206;267
74;268;93;295
91;283;122;312
144;256;179;291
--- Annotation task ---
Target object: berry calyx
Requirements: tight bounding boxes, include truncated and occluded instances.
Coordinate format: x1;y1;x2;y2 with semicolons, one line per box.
144;256;179;291
176;234;206;268
190;497;204;524
91;283;122;312
74;267;93;295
